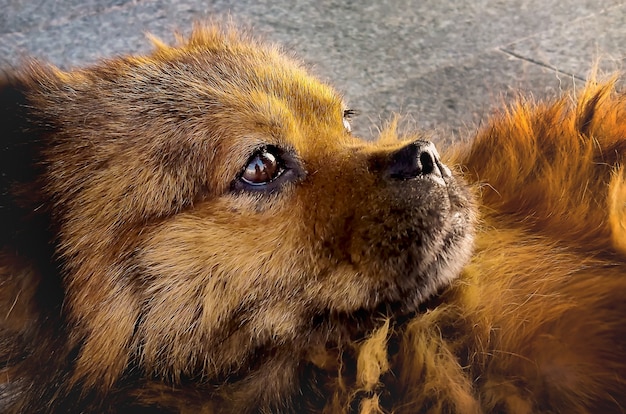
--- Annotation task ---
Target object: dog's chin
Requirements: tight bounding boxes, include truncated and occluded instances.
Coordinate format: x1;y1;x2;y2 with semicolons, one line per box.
323;201;474;346
403;210;475;312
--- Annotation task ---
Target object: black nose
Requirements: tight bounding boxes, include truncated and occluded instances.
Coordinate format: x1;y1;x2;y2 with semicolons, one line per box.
386;140;445;180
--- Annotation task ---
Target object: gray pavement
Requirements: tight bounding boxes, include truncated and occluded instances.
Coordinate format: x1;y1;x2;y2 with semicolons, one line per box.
2;0;625;142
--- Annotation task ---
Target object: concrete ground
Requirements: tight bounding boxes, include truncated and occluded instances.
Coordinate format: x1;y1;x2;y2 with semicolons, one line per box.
1;0;625;142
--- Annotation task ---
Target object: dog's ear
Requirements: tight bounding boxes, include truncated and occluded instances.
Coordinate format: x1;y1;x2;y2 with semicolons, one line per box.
1;72;31;243
0;71;39;185
0;70;52;253
0;69;64;323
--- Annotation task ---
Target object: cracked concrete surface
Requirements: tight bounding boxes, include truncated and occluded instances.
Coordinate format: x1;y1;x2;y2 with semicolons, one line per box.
1;0;625;142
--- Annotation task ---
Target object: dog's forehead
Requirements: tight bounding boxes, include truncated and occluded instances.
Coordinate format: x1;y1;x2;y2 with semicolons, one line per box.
140;30;345;115
184;49;345;127
133;40;350;154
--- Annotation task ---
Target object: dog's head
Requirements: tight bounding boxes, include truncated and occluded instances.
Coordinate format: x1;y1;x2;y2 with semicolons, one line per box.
1;25;474;408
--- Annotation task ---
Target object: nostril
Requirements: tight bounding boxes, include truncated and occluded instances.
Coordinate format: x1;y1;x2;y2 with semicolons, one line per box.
419;150;435;176
385;140;443;180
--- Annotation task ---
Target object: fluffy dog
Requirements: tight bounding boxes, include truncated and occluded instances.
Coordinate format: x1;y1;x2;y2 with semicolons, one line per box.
0;24;625;413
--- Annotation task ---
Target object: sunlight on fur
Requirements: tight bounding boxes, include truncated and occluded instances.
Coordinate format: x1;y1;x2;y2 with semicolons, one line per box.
0;23;625;413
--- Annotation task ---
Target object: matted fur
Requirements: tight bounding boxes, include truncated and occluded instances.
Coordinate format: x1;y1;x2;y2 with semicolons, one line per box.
1;24;625;413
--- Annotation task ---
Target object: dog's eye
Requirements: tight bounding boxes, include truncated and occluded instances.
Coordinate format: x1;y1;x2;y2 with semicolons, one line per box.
233;146;304;193
343;109;357;132
241;148;283;185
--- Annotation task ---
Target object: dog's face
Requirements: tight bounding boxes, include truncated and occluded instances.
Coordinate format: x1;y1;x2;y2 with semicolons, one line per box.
6;26;474;400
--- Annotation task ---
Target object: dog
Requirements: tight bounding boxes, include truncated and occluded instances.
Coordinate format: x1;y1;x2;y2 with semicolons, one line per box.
1;24;625;413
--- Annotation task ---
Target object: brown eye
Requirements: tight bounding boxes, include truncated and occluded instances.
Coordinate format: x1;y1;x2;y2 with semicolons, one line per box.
241;149;281;185
233;146;303;193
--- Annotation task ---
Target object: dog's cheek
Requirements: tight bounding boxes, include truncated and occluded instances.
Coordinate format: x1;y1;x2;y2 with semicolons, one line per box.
133;205;315;376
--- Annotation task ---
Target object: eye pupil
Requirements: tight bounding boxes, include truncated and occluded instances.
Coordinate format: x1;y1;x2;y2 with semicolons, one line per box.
242;151;279;185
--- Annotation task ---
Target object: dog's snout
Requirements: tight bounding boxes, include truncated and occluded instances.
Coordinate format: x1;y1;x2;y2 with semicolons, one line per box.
386;141;445;180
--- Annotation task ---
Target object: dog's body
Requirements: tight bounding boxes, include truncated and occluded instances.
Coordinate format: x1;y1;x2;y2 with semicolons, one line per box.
1;25;625;413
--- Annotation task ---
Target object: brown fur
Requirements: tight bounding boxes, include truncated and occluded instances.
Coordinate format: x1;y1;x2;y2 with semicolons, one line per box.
1;24;625;413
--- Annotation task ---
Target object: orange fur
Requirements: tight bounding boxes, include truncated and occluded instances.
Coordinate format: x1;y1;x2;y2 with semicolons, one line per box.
1;24;625;413
348;79;626;413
